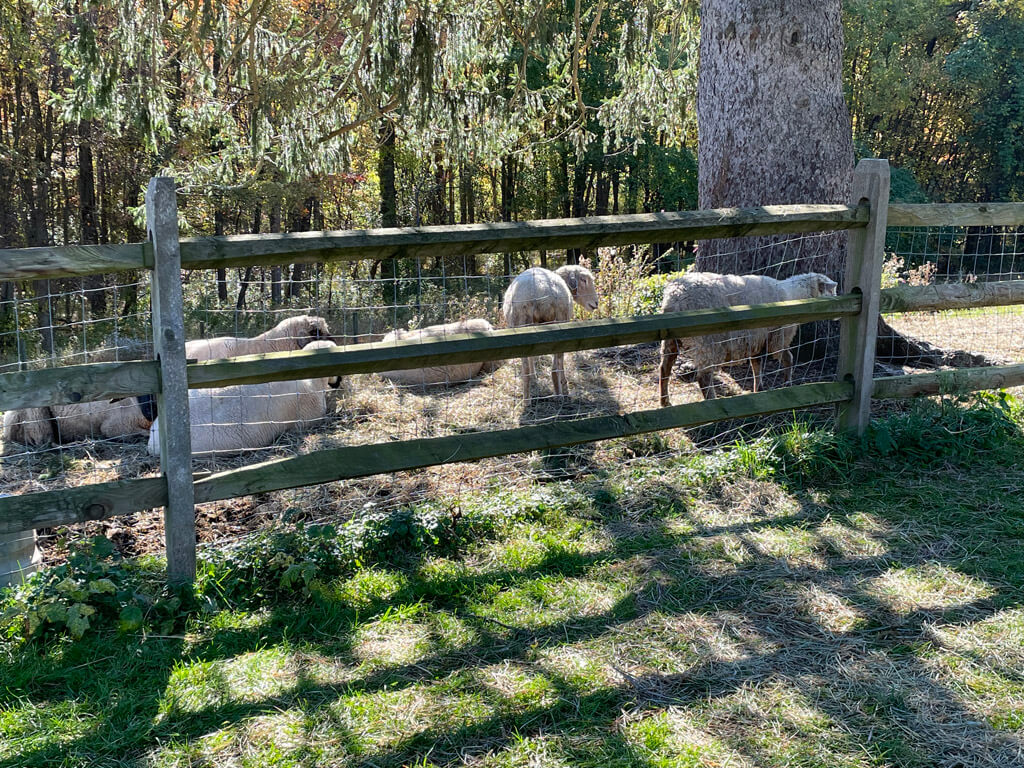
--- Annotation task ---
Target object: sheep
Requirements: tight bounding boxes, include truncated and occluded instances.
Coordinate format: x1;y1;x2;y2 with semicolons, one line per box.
502;265;599;399
658;271;838;405
2;396;155;449
185;314;332;361
1;317;332;450
147;340;342;457
376;319;502;388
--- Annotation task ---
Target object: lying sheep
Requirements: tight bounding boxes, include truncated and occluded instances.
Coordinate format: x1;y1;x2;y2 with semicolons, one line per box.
502;265;600;400
148;340;342;457
378;319;502;387
659;272;838;405
1;317;332;449
185;314;332;361
2;396;155;448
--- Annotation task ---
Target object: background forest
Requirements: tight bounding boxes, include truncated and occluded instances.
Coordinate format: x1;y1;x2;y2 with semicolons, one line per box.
1;0;1023;318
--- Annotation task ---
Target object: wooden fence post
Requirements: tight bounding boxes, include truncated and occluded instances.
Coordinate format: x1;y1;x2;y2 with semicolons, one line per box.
836;159;891;434
146;177;196;584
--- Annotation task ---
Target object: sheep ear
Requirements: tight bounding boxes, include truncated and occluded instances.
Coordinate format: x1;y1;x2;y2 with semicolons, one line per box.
327;376;343;389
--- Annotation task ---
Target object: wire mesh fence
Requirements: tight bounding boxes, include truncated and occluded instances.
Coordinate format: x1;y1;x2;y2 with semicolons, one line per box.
881;224;1024;369
2;221;1021;565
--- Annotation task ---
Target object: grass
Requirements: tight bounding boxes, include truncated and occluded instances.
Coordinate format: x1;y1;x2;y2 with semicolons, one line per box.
3;397;1024;767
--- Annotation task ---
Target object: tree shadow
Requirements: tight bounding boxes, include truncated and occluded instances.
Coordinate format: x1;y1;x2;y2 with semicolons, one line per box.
5;449;1024;766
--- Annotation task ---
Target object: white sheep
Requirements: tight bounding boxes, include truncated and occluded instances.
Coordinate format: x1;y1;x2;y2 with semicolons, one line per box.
147;340;342;457
2;397;155;448
659;271;838;405
1;317;333;450
378;319;502;387
501;265;599;400
185;314;332;361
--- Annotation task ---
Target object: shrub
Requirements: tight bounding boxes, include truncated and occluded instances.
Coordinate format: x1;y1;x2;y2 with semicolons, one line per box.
1;537;187;642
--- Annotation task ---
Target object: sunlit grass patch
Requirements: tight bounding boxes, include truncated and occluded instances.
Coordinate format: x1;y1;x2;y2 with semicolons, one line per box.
865;563;997;616
158;647;295;718
329;681;495;754
621;708;750;768
0;700;100;763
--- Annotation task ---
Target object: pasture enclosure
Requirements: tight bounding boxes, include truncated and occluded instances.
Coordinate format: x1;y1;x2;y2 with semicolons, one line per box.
2;158;1024;585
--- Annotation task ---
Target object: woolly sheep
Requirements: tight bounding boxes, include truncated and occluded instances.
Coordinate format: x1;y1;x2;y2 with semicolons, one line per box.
2;397;155;449
502;265;599;399
185;314;332;361
147;340;342;457
378;319;502;387
659;271;838;405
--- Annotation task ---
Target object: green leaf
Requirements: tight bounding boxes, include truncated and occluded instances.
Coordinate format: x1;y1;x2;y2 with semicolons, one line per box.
118;604;145;632
89;579;117;595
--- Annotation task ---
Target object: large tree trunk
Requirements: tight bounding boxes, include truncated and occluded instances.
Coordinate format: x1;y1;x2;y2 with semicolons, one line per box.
696;0;853;281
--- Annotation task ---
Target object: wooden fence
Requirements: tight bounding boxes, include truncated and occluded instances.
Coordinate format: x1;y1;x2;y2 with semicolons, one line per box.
3;158;1024;584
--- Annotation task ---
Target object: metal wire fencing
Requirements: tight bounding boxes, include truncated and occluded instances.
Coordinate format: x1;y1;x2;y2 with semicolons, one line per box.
12;215;1022;569
2;230;857;562
881;225;1024;369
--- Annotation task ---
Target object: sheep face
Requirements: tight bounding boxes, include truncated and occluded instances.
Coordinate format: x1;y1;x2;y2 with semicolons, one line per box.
285;315;333;349
555;265;599;312
302;339;343;389
788;273;838;298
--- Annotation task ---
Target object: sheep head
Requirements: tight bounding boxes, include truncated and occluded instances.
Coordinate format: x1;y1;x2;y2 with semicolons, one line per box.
268;314;334;349
785;272;838;298
302;339;343;389
555;265;599;312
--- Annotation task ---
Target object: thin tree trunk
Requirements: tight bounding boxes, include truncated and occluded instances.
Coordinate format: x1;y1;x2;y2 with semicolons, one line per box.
237;205;261;309
270;203;282;305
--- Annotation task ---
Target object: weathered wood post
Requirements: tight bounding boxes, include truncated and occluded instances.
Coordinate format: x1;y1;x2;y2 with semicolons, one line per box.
146;177;196;584
836;159;891;434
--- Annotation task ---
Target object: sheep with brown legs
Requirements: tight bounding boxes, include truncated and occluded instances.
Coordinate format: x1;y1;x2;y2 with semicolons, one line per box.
658;271;838;405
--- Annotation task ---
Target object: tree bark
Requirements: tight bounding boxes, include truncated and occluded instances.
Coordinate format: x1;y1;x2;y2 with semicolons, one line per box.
270;203;282;305
696;0;854;281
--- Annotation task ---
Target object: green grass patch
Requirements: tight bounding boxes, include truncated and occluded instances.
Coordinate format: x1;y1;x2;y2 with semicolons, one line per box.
3;394;1024;766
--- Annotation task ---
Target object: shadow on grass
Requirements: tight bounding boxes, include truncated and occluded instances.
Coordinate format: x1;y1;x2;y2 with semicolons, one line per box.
5;401;1024;766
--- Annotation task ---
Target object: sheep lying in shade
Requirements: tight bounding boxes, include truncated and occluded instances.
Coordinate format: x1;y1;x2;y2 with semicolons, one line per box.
2;396;156;449
659;271;838;405
185;314;332;361
147;340;342;457
502;265;599;399
377;319;503;387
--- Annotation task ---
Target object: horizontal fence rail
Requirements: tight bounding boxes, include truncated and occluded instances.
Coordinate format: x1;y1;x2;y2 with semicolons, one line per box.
0;381;854;533
0;204;869;280
887;203;1024;228
0;242;148;280
189;295;861;388
873;364;1024;400
5;203;1024;282
175;205;870;270
0;361;160;411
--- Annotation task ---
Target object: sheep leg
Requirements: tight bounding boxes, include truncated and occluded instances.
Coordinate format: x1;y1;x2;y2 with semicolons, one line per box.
697;371;717;400
749;355;762;393
551;352;567;397
659;339;680;407
521;356;535;400
778;348;794;383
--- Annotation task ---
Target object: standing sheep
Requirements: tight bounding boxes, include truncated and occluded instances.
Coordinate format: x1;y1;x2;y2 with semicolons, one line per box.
185;314;332;360
659;272;838;405
378;319;502;387
148;340;342;457
502;265;599;399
